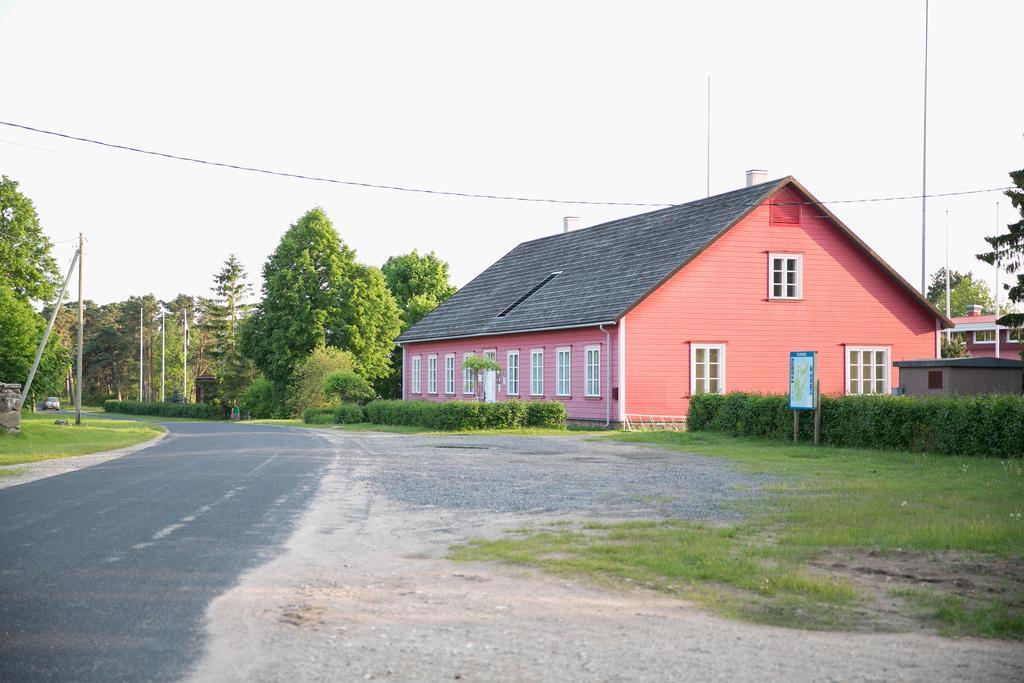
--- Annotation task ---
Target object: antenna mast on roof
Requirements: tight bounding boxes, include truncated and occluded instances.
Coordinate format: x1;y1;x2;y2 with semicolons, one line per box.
706;76;711;197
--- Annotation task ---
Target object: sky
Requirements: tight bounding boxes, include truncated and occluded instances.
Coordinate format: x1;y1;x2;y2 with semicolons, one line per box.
1;1;1022;307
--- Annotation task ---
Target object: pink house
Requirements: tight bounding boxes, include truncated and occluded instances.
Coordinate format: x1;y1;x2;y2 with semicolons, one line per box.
397;174;952;426
949;306;1023;360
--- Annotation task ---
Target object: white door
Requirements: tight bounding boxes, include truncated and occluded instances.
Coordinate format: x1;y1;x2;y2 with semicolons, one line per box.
484;371;496;403
483;350;497;403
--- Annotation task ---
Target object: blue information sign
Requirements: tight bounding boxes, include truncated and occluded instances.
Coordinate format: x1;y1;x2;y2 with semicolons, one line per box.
789;351;816;410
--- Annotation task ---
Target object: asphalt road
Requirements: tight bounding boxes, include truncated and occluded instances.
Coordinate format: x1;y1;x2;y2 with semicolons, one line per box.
0;421;335;682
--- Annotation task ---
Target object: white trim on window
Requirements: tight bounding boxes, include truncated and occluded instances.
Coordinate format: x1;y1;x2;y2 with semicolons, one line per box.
427;355;437;394
444;353;455;394
585;345;601;397
1009;328;1022;343
690;344;725;395
530;348;544;396
845;346;890;395
556;347;571;396
768;252;803;300
411;355;421;394
483;349;497;362
506;350;520;395
973;329;996;344
462;352;475;394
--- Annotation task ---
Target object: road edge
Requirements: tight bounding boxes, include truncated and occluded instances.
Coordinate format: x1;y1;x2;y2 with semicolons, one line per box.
0;427;169;490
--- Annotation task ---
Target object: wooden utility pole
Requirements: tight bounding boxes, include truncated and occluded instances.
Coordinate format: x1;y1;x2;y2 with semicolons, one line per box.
75;233;84;426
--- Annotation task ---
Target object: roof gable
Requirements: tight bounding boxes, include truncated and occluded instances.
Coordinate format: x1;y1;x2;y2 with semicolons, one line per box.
399;177;952;343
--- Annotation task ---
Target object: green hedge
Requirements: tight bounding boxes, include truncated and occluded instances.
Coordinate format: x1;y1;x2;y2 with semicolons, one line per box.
363;399;568;431
302;404;365;425
103;400;218;419
687;392;1024;457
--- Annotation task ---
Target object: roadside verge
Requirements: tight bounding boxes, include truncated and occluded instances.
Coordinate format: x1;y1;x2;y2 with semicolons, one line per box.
0;428;168;490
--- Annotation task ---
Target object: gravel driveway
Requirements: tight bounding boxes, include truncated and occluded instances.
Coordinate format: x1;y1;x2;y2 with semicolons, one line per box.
361;433;774;518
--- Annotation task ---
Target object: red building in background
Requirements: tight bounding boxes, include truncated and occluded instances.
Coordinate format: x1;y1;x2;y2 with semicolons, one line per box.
398;174;952;426
949;306;1023;360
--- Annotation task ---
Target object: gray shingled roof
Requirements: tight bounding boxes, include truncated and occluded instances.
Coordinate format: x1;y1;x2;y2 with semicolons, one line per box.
398;178;788;343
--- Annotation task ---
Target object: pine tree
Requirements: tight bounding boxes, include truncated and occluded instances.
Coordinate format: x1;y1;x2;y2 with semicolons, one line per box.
978;168;1024;328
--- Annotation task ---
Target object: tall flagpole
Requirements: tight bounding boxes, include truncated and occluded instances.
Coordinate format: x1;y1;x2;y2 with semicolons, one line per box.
139;306;144;401
995;202;1001;359
944;209;950;341
920;0;930;294
161;309;166;402
183;308;188;403
75;233;83;426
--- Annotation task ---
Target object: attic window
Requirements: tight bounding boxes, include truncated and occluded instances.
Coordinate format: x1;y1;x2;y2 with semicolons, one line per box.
496;271;561;318
770;200;801;226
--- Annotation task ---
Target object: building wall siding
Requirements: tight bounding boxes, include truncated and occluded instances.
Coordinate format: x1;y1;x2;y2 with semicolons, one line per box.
624;186;939;417
403;325;619;422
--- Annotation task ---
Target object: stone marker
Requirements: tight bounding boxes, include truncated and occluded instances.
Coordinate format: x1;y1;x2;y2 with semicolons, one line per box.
0;383;22;435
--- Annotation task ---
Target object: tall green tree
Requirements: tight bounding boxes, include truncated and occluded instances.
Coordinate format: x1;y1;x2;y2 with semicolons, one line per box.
240;208;400;398
378;250;457;397
979;168;1024;329
0;280;70;403
382;249;457;327
0;175;60;303
926;268;995;318
202;255;256;408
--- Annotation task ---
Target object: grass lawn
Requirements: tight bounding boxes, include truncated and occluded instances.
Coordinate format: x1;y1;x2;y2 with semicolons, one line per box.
0;413;164;466
451;430;1024;638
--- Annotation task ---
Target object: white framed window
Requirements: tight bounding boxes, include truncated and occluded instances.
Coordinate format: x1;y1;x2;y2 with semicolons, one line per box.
462;353;475;394
444;354;455;394
483;349;496;362
768;253;803;299
427;355;437;394
845;346;889;395
556;347;571;396
690;344;725;395
585;345;601;397
507;350;520;395
411;356;421;394
530;348;544;396
973;329;996;344
1009;328;1022;343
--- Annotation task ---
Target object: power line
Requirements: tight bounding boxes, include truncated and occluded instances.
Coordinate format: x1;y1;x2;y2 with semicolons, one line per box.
0;120;1013;209
0;121;668;208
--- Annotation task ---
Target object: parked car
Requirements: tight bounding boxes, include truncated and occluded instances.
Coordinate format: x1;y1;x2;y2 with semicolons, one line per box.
42;397;61;410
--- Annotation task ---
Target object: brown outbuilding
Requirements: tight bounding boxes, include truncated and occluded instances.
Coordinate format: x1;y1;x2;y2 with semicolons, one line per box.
893;357;1023;397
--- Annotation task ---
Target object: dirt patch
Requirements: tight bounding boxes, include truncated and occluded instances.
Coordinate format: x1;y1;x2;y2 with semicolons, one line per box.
809;548;1024;633
187;434;1024;682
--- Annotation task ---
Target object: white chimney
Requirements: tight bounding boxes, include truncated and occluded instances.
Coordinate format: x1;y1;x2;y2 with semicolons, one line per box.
562;216;580;234
745;169;768;187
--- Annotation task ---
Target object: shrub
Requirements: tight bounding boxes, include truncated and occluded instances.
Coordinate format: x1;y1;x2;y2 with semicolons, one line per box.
287;346;357;415
363;399;566;431
238;377;288;419
103;400;217;419
302;407;336;424
333;403;364;424
524;401;568;428
323;371;375;404
687;392;1024;457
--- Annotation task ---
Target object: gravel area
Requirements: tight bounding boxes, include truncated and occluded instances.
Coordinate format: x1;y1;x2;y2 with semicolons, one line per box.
359;433;775;518
189;430;1024;682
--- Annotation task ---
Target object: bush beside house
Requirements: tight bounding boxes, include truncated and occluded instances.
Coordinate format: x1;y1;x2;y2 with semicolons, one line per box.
364;399;568;431
687;392;1024;457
